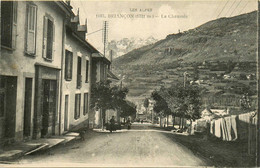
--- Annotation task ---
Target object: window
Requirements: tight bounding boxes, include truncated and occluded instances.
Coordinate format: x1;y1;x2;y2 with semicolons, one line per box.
85;60;89;83
1;1;17;49
76;57;82;89
74;94;81;119
25;3;37;55
43;15;54;60
65;50;73;81
83;93;88;115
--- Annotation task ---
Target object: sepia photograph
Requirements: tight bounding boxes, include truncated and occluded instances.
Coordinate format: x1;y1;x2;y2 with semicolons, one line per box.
0;0;259;167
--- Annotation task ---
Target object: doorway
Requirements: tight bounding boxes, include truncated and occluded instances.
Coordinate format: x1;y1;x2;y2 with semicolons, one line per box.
64;95;69;131
41;79;57;137
0;76;17;141
23;78;32;138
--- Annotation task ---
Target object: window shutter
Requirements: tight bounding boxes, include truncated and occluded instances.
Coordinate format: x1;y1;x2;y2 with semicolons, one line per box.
65;50;73;80
12;1;17;49
42;16;48;58
26;4;37;54
70;52;73;80
52;22;55;59
46;19;53;59
1;1;13;48
85;60;89;82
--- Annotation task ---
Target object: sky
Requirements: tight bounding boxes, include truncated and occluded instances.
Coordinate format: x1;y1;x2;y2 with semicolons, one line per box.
70;0;257;53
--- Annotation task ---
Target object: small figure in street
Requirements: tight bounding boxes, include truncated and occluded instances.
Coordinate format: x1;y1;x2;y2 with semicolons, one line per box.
126;118;131;130
80;130;86;141
141;120;143;124
110;116;115;133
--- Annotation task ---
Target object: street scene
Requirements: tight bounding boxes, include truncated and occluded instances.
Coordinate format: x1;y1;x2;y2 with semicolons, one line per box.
0;0;259;167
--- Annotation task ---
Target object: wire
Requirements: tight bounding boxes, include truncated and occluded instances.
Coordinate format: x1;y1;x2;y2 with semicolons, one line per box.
237;1;249;15
217;0;230;18
229;0;243;17
211;1;223;19
86;28;103;36
225;0;237;16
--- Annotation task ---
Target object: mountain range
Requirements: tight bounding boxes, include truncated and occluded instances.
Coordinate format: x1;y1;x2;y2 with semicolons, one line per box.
112;11;257;104
107;36;158;58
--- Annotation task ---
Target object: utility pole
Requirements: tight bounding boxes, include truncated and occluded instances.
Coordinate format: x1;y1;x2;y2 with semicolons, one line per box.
257;1;260;166
102;21;108;57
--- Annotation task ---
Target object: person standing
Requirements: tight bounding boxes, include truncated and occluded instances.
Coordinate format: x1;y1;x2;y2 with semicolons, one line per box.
110;116;115;133
126;118;131;130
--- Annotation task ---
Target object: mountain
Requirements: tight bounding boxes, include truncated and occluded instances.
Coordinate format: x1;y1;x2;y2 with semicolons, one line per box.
112;11;257;104
114;11;256;67
107;36;158;58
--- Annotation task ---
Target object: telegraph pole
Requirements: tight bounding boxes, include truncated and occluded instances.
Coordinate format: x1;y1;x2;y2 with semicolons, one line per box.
256;0;260;165
103;21;108;57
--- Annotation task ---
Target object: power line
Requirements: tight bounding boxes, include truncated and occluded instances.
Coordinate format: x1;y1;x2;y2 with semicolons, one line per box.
87;28;103;36
217;0;230;18
238;1;249;15
212;1;223;18
229;0;243;17
225;0;237;16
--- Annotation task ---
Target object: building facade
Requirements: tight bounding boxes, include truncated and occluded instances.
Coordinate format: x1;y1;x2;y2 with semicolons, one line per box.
59;11;99;134
0;1;106;144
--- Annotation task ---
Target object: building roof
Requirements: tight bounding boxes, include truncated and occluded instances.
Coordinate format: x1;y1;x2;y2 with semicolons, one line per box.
92;53;111;64
107;70;119;80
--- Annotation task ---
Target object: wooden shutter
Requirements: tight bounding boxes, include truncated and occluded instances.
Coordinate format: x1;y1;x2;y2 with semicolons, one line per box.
12;1;17;49
85;60;89;82
46;19;53;59
1;1;13;48
42;16;48;58
83;93;88;115
74;94;81;119
26;4;37;54
65;50;73;81
52;21;55;59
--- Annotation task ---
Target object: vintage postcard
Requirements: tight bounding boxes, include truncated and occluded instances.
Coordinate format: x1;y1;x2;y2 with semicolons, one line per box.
0;0;259;167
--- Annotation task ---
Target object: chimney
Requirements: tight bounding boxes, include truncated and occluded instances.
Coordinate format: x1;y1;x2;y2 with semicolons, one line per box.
66;0;70;6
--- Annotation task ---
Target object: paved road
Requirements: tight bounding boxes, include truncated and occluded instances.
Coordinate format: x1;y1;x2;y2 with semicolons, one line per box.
16;125;209;167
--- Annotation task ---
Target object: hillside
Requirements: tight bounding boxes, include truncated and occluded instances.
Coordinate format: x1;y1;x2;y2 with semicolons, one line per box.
112;11;257;105
114;11;256;67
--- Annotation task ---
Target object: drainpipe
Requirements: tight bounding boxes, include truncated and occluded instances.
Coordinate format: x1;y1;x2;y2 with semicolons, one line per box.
59;17;66;135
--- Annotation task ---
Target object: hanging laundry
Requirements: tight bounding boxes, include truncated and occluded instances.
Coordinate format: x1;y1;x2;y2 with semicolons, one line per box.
221;118;228;141
230;115;238;140
214;118;221;138
224;116;232;141
210;120;214;135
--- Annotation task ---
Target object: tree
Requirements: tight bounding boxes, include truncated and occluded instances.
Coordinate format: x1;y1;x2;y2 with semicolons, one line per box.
151;89;171;127
168;83;202;131
120;100;137;122
90;80;129;129
143;98;149;116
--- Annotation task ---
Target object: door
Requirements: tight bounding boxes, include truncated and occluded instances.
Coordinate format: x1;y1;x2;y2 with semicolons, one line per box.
0;76;6;139
0;76;17;141
41;80;57;137
23;78;32;137
64;95;69;131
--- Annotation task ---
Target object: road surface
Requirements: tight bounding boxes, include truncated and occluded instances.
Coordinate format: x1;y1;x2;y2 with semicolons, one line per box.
16;124;210;167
